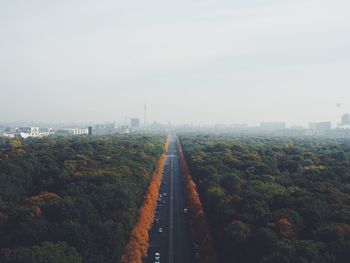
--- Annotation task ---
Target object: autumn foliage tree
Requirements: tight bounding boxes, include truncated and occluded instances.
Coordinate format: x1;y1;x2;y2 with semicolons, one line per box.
176;138;218;263
121;138;169;263
268;218;296;240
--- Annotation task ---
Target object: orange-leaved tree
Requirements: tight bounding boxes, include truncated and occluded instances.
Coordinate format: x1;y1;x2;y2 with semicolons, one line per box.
176;138;218;263
121;138;169;263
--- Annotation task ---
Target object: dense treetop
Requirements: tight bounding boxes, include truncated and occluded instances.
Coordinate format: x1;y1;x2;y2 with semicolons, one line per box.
0;134;166;263
179;134;350;263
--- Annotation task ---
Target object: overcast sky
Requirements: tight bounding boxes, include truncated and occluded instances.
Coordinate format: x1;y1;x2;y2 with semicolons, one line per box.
1;0;350;126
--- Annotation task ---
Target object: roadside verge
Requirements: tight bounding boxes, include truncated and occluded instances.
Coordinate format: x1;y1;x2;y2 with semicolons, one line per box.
176;137;218;263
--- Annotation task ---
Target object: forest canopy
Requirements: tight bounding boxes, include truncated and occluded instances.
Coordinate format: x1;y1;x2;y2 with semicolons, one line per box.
0;134;166;263
179;134;350;263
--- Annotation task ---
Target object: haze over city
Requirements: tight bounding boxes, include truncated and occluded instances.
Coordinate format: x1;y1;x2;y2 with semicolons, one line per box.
1;0;350;125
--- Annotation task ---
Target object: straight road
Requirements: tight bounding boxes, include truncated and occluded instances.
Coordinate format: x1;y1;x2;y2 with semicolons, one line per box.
144;136;195;263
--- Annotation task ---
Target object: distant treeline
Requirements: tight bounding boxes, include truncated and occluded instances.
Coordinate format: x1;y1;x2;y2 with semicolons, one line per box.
180;134;350;263
0;134;166;263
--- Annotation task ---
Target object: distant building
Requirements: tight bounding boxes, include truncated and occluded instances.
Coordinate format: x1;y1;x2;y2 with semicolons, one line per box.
307;121;331;135
17;127;31;134
39;128;55;136
30;127;39;136
1;127;54;139
17;127;40;138
4;127;14;133
309;122;331;131
1;133;15;138
88;126;93;136
130;118;140;129
55;128;88;136
260;122;286;130
341;113;350;126
72;128;89;135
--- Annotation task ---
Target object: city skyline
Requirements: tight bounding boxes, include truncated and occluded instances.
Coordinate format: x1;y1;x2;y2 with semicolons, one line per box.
1;112;350;128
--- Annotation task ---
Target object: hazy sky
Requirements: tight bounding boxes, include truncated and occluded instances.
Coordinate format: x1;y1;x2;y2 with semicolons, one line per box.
1;0;350;125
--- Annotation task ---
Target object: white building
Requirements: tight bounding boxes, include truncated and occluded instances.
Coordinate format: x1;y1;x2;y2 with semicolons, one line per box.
73;128;89;135
1;133;15;138
18;127;40;138
15;127;55;138
55;128;89;136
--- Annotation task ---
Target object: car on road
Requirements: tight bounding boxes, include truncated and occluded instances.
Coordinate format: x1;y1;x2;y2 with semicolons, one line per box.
184;208;188;215
158;227;163;233
155;252;160;260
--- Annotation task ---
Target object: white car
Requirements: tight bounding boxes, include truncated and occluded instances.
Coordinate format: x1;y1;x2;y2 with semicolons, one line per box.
155;252;160;260
158;227;163;233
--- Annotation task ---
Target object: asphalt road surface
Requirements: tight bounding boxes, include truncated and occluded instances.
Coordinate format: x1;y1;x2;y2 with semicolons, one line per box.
144;136;195;263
